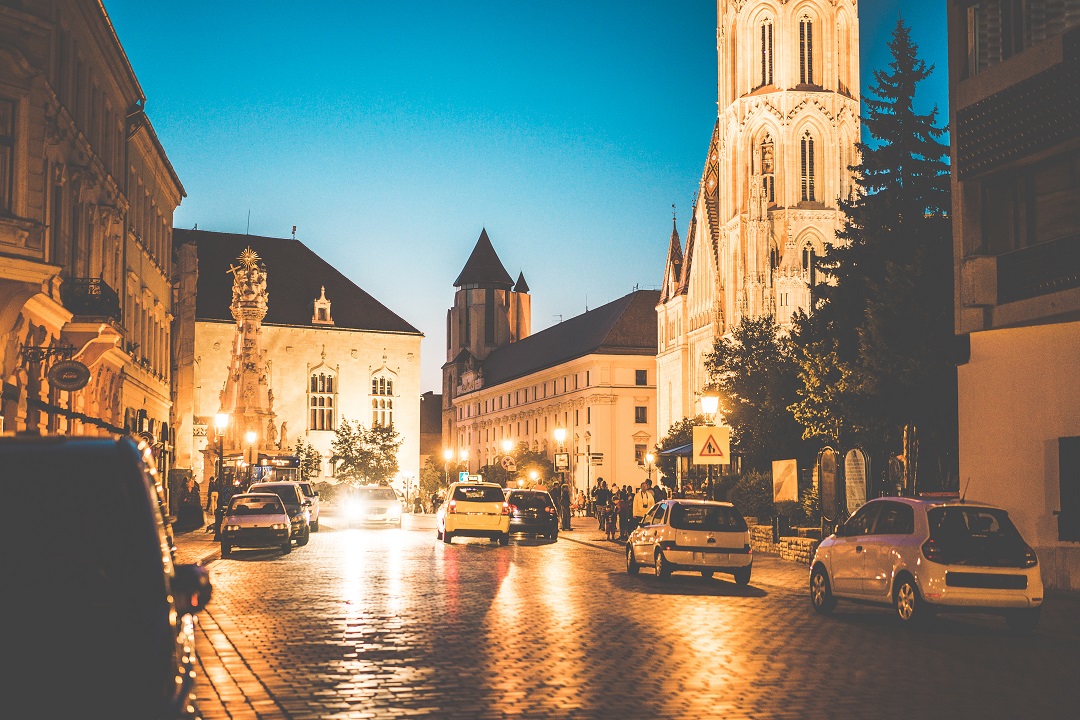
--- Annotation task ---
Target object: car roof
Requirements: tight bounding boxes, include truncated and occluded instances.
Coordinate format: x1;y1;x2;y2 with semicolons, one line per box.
233;492;282;500
451;482;501;489
865;496;1006;512
663;499;737;509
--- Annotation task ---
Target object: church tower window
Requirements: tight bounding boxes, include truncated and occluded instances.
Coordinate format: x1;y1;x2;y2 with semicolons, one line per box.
759;134;775;203
759;18;774;87
799;15;815;85
800;131;816;202
309;370;336;431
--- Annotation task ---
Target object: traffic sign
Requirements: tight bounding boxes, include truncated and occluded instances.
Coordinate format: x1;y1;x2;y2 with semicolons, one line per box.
589;453;603;465
692;426;730;466
554;452;570;471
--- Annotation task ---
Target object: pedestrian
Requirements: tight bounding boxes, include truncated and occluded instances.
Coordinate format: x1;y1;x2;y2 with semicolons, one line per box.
633;481;653;533
595;479;611;532
618;487;634;540
648;478;665;504
559;483;572;530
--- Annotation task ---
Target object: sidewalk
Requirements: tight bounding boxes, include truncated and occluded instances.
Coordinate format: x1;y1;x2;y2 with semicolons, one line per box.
555;513;628;554
173;523;221;566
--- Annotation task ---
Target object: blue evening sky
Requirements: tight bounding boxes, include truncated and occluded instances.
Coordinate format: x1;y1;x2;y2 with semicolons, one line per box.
104;1;948;393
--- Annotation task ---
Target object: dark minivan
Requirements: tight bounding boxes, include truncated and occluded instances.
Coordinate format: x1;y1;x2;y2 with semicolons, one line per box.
1;435;212;719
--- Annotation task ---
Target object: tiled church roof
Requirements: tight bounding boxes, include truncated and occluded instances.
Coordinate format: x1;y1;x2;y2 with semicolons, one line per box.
453;229;514;288
479;290;660;387
174;229;421;335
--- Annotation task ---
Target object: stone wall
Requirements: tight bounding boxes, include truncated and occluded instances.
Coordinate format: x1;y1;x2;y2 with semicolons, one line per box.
749;523;820;566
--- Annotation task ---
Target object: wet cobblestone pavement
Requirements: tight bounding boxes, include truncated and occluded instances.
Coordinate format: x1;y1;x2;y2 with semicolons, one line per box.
174;512;1080;720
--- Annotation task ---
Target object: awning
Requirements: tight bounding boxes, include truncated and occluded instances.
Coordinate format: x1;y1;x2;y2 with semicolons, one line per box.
659;442;693;457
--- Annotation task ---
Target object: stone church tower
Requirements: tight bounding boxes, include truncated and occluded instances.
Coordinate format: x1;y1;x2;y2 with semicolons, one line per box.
657;0;860;437
442;229;531;445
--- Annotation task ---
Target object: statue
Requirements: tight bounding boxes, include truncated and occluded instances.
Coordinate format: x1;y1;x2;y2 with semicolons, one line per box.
278;421;288;450
266;417;278;448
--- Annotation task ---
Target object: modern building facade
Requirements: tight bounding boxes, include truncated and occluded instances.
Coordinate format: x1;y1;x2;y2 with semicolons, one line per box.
171;229;423;488
657;0;860;436
947;1;1080;589
0;1;183;465
442;230;659;492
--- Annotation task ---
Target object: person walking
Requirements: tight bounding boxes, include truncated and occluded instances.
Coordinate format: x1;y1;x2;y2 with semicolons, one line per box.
595;479;611;532
558;483;572;530
618;487;633;541
633;481;653;533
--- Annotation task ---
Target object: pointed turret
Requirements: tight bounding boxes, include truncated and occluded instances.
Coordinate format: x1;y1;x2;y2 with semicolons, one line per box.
453;228;514;288
513;272;530;293
660;216;685;302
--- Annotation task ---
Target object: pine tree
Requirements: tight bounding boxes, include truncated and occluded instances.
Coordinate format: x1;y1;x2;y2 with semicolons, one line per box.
792;19;956;491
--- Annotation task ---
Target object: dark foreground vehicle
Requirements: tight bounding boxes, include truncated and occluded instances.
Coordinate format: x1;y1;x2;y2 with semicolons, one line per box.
0;435;212;719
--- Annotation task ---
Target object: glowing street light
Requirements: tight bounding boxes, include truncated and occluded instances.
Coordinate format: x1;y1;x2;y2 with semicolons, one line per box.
553;427;567;447
645;451;655;482
700;387;721;422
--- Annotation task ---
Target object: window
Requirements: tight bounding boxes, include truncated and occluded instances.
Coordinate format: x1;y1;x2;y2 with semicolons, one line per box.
799;15;815;85
371;373;395;426
759;18;774;87
759;134;775;203
800;132;816;202
309;371;336;431
484;287;495;345
635;369;647;386
0;98;14;213
586;407;591;424
872;502;915;535
842;503;880;536
635;444;647;464
983;148;1080;253
635;406;647;424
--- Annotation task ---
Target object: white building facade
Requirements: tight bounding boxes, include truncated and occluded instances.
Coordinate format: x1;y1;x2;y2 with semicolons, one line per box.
657;0;860;436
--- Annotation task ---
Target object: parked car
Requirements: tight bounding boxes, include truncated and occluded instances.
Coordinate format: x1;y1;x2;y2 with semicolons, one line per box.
626;499;752;585
437;481;510;545
248;481;312;546
809;496;1043;631
219;492;292;556
342;485;403;527
296;480;321;531
504;488;559;539
1;435;212;719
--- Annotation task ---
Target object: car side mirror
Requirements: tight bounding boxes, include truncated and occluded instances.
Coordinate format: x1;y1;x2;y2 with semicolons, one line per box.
303;499;312;507
173;563;212;616
833;522;844;537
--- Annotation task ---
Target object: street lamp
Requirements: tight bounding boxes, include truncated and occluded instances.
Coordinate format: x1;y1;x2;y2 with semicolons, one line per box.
459;448;469;477
700;387;721;421
443;448;454;484
528;469;538;487
645;451;655;482
244;430;257;483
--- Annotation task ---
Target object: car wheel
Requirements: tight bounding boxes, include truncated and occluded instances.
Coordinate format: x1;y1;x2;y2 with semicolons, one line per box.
395;520;402;529
436;527;444;540
733;566;751;586
1005;608;1041;633
443;530;453;544
220;542;231;558
297;526;310;547
281;539;292;554
499;533;509;546
894;575;926;624
626;546;639;575
810;566;837;615
311;519;320;532
654;550;671;580
551;531;558;542
701;570;714;579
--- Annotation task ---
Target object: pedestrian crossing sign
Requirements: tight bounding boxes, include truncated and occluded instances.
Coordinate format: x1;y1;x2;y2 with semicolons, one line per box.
692;426;731;466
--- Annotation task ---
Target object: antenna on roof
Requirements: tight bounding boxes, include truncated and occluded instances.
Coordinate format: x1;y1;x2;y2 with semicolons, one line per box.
585;294;588;312
192;223;197;230
246;209;251;235
554;314;562;323
292;225;297;240
960;476;972;503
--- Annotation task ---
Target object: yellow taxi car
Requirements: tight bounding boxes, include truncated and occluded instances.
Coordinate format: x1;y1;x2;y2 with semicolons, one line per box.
437;481;510;545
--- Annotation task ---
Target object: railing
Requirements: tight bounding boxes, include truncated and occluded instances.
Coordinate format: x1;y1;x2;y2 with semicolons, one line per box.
997;233;1080;304
60;277;122;322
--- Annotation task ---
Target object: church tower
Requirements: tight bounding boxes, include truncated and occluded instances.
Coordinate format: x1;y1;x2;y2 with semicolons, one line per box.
442;229;531;445
657;0;860;437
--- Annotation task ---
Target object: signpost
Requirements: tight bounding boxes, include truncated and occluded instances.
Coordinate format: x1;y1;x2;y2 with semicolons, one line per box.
554;452;570;472
48;360;90;391
692;426;730;465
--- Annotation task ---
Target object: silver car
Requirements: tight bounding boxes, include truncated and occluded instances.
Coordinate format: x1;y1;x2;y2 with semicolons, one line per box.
297;481;321;531
626;499;753;584
810;497;1043;631
343;485;403;528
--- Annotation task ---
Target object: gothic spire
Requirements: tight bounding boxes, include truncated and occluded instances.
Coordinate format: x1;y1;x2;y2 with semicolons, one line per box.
453;228;514;289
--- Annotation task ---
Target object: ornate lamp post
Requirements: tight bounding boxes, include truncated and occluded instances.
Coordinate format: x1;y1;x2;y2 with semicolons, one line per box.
699;387;722;498
214;411;229;491
244;430;257;484
443;448;454;485
645;451;655;483
459;448;469;476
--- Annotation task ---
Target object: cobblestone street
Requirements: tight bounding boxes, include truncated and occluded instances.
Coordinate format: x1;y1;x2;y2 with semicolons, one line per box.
176;513;1080;720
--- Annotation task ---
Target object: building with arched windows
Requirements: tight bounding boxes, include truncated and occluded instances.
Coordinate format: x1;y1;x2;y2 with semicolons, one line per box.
170;229;422;487
656;0;860;436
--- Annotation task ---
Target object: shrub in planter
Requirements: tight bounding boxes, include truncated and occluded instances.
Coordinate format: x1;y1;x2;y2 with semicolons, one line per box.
775;499;807;526
730;471;774;519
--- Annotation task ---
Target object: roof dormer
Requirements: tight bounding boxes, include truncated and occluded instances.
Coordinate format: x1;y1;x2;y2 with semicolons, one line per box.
312;286;334;325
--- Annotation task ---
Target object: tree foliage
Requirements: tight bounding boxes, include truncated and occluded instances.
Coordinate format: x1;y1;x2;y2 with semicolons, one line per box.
330;418;403;487
480;442;555;488
291;436;323;483
704;315;807;472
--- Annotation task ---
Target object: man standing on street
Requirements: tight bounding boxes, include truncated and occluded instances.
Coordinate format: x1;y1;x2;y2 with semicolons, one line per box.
633;481;653;533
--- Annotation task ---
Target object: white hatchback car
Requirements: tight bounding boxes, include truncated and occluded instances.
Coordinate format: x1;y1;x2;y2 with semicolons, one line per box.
437;482;510;545
810;496;1043;631
626;499;753;584
342;485;403;528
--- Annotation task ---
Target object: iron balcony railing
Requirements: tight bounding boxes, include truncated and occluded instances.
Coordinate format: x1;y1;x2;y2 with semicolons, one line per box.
997;232;1080;305
60;277;122;322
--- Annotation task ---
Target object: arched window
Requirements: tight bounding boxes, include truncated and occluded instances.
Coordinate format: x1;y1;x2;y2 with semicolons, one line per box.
800;131;816;202
309;370;337;431
759;134;775;203
799;15;815;85
371;373;395;427
802;243;814;271
759;18;774;87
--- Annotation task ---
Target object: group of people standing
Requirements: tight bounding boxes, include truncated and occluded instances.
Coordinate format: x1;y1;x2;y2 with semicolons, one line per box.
591;478;666;541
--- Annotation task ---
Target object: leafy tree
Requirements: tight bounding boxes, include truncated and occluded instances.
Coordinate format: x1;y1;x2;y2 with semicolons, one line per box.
480;442;555;488
292;436;323;482
418;456;444;499
330;418;403;487
793;19;956;491
729;471;774;520
654;415;710;489
704;315;807;472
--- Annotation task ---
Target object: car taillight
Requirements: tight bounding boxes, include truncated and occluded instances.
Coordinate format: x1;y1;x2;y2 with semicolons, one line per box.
546;506;556;514
447;500;457;514
1023;544;1038;568
508;503;519;515
921;538;941;562
501;501;510;515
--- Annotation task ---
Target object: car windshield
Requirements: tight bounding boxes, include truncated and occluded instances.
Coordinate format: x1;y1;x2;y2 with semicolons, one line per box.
355;487;398;501
668;504;748;532
453;485;505;502
507;491;553;509
230;496;284;515
927;506;1029;567
250;484;301;505
298;483;315;497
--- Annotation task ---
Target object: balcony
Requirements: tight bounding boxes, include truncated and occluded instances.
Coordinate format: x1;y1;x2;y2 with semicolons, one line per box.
997;233;1080;304
60;277;122;323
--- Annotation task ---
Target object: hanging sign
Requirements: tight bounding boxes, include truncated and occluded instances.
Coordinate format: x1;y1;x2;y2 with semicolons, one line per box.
48;360;91;391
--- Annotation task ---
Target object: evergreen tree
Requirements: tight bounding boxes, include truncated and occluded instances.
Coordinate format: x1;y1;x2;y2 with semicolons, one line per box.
704;315;807;472
792;19;956;491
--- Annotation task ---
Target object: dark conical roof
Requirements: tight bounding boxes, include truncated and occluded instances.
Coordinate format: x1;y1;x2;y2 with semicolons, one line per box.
513;271;530;293
453;229;514;288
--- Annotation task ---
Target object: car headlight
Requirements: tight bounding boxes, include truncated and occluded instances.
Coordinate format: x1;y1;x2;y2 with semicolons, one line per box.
224;524;240;532
271;523;287;530
388;504;401;517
